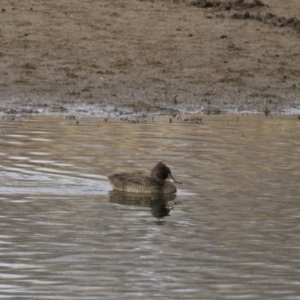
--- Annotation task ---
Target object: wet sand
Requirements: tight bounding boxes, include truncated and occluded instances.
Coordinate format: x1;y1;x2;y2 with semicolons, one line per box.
0;0;300;115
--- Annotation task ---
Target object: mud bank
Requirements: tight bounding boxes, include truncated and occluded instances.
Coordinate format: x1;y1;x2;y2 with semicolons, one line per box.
0;0;300;115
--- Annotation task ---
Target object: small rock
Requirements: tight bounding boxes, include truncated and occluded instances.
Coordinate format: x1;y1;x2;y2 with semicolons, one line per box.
255;12;263;22
294;21;300;34
244;11;250;19
287;18;296;27
215;13;225;19
264;106;270;117
278;17;288;27
265;12;276;20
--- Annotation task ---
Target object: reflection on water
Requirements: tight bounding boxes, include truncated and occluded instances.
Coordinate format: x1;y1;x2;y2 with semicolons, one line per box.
109;191;176;220
0;114;300;299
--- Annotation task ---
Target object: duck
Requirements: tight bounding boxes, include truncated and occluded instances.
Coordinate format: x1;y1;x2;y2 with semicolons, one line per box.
107;162;181;194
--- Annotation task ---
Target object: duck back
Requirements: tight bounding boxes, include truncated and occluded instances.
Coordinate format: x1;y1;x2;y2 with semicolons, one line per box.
108;173;177;194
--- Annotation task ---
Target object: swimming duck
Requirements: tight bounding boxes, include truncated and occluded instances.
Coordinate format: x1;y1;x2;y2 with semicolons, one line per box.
107;162;181;194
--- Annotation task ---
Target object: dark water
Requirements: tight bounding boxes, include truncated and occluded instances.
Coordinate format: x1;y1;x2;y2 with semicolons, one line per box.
0;114;300;299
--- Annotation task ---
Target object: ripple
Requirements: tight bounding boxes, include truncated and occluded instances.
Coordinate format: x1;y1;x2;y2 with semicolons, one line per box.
0;114;299;299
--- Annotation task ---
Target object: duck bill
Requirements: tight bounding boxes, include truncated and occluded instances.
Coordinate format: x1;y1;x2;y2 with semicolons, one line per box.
169;173;182;184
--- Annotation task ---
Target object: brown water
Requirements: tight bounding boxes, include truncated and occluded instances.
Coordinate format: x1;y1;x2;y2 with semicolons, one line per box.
0;114;300;299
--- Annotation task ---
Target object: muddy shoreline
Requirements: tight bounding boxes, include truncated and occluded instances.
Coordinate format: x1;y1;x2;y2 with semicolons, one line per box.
0;0;300;116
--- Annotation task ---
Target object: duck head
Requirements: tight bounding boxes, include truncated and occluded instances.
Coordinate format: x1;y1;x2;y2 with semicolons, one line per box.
150;162;181;184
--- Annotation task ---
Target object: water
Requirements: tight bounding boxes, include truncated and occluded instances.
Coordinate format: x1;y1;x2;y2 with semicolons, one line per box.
0;114;300;299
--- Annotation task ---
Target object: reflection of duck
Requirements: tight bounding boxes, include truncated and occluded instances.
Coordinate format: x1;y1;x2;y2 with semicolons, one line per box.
109;191;176;219
107;162;181;194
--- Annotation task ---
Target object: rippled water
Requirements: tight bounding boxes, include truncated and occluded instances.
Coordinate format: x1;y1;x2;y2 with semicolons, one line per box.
0;114;300;299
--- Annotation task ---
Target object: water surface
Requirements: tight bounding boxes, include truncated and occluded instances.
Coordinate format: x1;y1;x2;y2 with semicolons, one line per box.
0;114;300;299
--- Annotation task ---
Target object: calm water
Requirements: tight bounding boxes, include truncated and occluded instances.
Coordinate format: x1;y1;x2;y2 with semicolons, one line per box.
0;114;300;299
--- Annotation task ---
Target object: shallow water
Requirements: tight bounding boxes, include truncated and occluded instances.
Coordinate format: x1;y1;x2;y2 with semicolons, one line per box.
0;114;300;299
